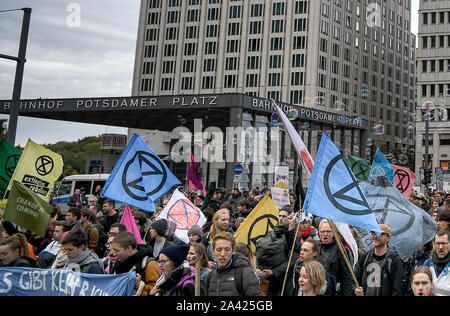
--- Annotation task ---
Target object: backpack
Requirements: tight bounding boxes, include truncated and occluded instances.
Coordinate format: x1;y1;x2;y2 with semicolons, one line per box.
88;224;107;256
255;230;287;269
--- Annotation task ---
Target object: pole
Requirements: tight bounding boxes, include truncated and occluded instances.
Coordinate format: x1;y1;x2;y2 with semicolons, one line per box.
328;220;360;288
424;118;429;193
195;260;201;296
280;211;303;296
6;8;32;146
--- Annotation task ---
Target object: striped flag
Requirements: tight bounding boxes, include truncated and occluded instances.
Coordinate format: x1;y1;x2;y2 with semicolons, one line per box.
274;100;359;266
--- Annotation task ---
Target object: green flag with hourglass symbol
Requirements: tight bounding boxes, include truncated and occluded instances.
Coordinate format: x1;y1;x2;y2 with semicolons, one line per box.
347;155;371;182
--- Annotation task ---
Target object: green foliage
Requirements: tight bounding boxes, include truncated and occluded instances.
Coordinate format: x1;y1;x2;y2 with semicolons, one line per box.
45;136;102;177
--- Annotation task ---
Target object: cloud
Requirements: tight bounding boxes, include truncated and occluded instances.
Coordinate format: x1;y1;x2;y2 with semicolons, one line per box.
0;0;139;145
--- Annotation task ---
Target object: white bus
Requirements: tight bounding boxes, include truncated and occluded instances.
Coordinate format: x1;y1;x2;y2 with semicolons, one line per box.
52;174;109;214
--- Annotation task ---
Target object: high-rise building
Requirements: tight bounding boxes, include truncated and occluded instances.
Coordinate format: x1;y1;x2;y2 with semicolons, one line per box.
416;0;450;189
129;0;416;188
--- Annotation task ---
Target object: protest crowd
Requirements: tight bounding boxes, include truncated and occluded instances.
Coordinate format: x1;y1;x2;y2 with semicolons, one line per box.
0;183;449;297
0;111;448;297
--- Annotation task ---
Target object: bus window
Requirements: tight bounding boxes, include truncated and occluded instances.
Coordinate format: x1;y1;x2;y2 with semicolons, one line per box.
93;181;106;195
74;181;92;195
57;181;72;196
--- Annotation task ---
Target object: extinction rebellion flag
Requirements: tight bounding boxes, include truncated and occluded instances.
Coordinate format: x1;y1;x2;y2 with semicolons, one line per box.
6;139;63;202
3;180;53;237
0;139;21;198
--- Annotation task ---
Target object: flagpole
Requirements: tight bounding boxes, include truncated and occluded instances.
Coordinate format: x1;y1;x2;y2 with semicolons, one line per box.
280;211;303;296
195;260;201;296
328;219;360;288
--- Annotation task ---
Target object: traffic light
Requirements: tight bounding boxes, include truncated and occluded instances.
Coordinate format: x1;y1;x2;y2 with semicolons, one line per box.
423;168;432;185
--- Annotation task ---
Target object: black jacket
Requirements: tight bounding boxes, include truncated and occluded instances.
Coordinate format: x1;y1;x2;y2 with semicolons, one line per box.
354;248;404;296
315;241;356;296
0;256;31;268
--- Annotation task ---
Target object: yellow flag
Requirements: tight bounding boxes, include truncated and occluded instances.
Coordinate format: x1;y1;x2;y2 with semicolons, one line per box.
234;195;279;253
6;139;63;202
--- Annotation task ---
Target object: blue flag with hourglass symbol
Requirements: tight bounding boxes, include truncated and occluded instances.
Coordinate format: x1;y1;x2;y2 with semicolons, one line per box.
101;133;181;212
368;148;395;184
303;131;381;234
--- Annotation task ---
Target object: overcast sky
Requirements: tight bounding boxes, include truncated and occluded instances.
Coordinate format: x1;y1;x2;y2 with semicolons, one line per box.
1;0;420;147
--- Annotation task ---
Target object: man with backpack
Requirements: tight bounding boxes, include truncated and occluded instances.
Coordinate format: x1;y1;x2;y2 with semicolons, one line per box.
255;205;301;296
81;208;107;258
110;232;161;296
354;224;404;296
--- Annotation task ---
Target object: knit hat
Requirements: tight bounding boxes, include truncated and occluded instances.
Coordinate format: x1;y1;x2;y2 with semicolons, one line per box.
160;243;190;265
151;219;168;236
188;225;202;239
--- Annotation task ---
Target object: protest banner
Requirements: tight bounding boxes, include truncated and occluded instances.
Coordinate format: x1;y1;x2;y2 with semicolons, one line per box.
270;186;290;210
120;205;144;244
234;195;279;253
391;164;416;199
347;155;371;182
359;176;438;257
157;189;206;244
369;148;395;184
101;133;181;213
186;152;206;196
0;139;21;198
3;180;53;237
0;267;136;296
6;139;63;202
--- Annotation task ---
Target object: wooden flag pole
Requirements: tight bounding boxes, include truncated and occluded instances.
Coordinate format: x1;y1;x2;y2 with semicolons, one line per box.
195;260;201;296
280;211;303;296
328;220;360;288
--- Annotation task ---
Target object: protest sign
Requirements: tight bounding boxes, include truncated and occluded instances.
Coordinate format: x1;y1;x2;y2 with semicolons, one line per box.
0;267;136;296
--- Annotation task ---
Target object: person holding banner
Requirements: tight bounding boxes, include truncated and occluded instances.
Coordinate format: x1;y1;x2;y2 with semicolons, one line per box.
0;234;32;267
110;232;160;296
354;224;404;296
60;229;105;274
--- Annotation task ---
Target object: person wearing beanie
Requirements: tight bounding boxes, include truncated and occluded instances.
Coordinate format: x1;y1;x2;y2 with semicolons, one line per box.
150;243;196;296
148;219;173;259
188;225;202;244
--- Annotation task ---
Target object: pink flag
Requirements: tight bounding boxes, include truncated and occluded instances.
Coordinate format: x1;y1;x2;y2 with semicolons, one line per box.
186;152;207;196
120;205;144;244
274;100;359;266
391;164;416;199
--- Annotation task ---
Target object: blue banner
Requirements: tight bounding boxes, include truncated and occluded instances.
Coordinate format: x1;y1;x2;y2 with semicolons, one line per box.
0;267;136;296
101;133;181;212
368;148;395;183
359;176;438;257
303;131;381;234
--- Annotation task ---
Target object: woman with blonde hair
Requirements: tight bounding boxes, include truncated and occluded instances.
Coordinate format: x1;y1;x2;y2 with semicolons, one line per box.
298;260;327;296
201;209;233;264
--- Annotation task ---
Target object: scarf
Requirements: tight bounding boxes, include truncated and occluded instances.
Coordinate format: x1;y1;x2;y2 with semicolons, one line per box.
66;249;104;273
432;251;450;276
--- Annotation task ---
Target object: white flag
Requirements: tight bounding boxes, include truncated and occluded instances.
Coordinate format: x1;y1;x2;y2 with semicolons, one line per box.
157;189;206;243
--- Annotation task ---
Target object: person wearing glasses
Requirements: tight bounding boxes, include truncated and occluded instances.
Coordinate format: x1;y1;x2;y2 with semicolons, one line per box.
150;243;195;296
315;219;355;296
354;224;404;296
423;230;449;296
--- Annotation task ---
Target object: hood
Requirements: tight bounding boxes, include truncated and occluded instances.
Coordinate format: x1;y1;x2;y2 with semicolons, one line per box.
230;253;252;269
